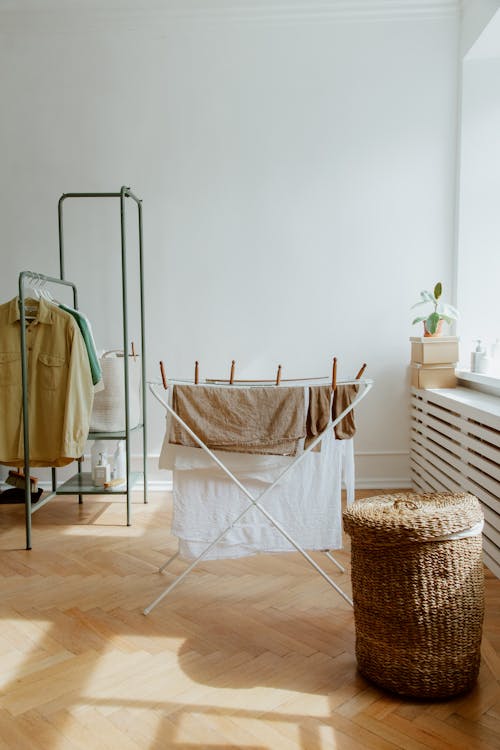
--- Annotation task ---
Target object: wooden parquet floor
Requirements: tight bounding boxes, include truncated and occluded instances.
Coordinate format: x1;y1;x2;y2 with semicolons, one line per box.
0;489;499;750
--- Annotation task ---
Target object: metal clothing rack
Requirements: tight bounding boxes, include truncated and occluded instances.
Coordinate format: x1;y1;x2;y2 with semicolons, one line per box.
55;186;148;526
17;186;148;549
144;372;373;614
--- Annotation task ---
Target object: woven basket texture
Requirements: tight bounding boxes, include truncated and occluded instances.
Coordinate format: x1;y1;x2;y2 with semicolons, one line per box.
343;492;485;699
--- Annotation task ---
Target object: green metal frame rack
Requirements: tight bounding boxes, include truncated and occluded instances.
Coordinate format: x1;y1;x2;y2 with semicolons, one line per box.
18;186;148;549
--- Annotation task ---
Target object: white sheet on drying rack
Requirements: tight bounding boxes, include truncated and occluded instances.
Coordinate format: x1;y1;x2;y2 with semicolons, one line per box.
159;387;355;560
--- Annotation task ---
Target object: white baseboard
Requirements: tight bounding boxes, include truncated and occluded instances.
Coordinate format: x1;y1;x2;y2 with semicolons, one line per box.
355;450;411;489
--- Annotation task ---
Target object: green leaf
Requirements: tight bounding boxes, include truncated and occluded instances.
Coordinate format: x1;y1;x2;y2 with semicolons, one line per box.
411;300;430;309
412;316;427;324
426;312;440;334
440;315;453;324
434;282;442;300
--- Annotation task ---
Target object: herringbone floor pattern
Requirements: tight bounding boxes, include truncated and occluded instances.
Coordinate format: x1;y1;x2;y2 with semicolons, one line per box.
0;490;499;749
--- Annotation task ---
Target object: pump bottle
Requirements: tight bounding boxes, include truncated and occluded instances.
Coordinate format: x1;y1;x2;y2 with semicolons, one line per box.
93;453;110;487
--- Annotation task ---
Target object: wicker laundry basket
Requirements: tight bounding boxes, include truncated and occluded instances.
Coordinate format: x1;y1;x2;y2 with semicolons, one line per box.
343;492;484;699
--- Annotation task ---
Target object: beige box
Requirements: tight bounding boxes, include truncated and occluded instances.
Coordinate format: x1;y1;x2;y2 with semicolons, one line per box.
410;363;457;389
410;336;459;365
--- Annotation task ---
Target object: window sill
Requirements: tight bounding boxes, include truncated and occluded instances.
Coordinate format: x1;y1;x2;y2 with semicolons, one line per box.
456;369;500;397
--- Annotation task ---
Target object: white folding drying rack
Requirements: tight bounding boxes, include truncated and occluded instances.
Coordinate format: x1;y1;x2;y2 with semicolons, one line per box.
145;369;373;615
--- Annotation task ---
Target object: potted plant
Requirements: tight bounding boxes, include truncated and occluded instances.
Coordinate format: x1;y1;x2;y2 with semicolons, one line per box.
411;282;459;337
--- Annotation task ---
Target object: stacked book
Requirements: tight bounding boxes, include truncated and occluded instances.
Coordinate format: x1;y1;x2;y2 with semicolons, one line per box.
410;336;458;389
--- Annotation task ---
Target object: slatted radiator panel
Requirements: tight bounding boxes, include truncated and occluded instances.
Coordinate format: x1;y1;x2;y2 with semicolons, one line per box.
410;386;500;578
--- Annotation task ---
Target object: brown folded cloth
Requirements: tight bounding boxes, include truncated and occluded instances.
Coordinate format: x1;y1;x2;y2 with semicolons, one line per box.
333;384;358;439
305;386;332;451
169;384;306;456
305;384;358;446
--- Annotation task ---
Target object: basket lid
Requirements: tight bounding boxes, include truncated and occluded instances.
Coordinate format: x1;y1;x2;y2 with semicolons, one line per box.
343;492;483;546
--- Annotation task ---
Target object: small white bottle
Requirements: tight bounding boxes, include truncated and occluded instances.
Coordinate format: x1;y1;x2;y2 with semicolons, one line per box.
93;452;110;487
91;440;108;482
471;340;486;373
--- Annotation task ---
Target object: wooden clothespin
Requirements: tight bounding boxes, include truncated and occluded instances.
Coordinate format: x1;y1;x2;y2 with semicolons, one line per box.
194;360;199;385
355;363;367;380
331;357;337;391
131;341;137;361
159;361;168;390
275;364;282;386
229;360;236;385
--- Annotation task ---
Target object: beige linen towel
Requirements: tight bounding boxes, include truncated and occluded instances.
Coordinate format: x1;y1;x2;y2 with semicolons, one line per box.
305;384;357;446
305;386;332;451
169;384;306;456
333;384;358;439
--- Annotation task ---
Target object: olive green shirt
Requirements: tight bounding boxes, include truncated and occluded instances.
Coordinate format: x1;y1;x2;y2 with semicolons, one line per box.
58;303;103;388
0;297;94;467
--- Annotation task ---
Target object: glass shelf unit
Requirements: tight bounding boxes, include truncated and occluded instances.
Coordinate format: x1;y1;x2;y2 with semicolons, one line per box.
88;423;144;441
55;187;148;531
56;471;143;496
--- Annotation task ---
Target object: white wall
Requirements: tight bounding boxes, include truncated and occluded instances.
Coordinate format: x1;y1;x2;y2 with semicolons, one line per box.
0;2;460;487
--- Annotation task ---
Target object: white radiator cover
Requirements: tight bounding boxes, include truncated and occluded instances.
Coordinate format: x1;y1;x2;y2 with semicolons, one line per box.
410;386;500;578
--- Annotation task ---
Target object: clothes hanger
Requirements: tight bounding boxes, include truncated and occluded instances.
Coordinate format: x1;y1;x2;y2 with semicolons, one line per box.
21;275;41;320
40;278;55;303
24;276;40;300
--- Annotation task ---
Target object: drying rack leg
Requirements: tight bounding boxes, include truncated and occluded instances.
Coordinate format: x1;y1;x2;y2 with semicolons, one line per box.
145;541;353;615
145;555;205;614
324;550;346;574
159;549;180;573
